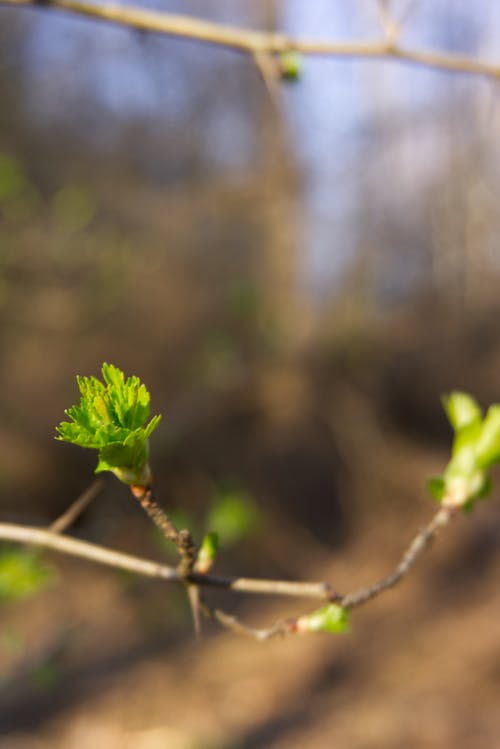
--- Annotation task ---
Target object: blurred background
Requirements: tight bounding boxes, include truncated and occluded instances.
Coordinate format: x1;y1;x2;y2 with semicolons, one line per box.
1;1;500;747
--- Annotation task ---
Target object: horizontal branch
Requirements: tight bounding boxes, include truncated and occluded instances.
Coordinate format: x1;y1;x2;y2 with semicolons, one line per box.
0;522;334;600
2;0;500;80
0;502;457;610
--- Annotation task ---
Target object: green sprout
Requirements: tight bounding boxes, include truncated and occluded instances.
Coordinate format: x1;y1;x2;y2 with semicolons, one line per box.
56;363;161;487
279;51;302;82
428;392;500;509
297;604;349;635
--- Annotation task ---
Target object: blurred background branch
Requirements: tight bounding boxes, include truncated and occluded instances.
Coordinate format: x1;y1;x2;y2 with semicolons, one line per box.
2;0;500;79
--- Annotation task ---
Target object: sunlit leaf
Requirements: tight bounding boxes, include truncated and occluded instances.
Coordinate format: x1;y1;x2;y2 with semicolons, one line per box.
300;604;349;634
56;363;161;486
442;392;482;431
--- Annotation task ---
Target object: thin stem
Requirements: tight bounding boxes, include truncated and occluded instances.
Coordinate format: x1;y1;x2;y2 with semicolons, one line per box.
0;522;180;580
0;504;461;641
130;485;197;577
199;600;293;641
190;573;338;601
341;506;456;609
49;478;104;534
0;522;333;599
2;0;500;80
130;484;200;633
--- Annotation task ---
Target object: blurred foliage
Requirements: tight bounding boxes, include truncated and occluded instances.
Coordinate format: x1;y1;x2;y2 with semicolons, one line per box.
0;547;55;603
51;184;96;234
30;660;62;690
153;486;260;559
206;487;260;548
0;625;25;656
0;152;40;222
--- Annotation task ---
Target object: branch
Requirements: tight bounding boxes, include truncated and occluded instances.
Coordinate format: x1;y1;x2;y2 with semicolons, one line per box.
340;505;457;609
0;521;334;600
2;0;500;80
0;502;457;598
49;478;104;534
200;602;295;642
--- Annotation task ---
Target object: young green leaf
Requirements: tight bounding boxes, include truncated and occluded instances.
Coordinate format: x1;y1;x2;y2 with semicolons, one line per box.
430;392;500;509
196;532;219;574
442;392;482;431
56;363;161;486
297;604;349;635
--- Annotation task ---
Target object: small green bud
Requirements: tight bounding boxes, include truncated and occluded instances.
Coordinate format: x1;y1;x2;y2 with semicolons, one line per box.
196;532;219;574
297;604;349;635
279;51;301;82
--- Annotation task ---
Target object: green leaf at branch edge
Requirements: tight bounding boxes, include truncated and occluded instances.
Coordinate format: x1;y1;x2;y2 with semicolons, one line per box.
442;392;482;431
300;604;349;634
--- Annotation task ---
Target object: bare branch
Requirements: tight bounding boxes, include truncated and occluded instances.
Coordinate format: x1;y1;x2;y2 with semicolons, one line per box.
253;50;282;107
0;522;334;600
2;0;500;80
129;484;200;634
374;0;401;44
200;601;294;641
130;485;197;577
341;506;457;609
0;504;459;606
0;521;179;581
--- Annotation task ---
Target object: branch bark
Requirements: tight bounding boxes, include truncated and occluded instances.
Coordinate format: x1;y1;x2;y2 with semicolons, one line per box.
0;521;335;600
0;504;458;608
2;0;500;80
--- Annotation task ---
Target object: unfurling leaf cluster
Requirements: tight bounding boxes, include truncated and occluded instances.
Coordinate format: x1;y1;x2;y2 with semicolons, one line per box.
56;363;161;486
428;392;500;509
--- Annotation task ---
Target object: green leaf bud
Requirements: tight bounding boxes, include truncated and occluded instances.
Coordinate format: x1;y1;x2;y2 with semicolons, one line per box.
297;604;349;635
196;532;219;574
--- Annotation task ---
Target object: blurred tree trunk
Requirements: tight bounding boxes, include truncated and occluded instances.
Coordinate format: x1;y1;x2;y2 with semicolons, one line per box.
248;0;310;349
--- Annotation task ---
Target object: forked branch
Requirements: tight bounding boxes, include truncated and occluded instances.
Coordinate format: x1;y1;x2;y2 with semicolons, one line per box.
2;0;500;81
0;502;459;639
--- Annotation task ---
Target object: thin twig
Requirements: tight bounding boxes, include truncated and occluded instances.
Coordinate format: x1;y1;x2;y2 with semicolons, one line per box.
0;506;458;613
49;478;104;534
0;523;334;598
375;0;400;44
253;50;282;107
341;505;456;609
130;484;200;635
0;522;179;580
199;600;293;641
2;0;500;80
130;485;197;575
